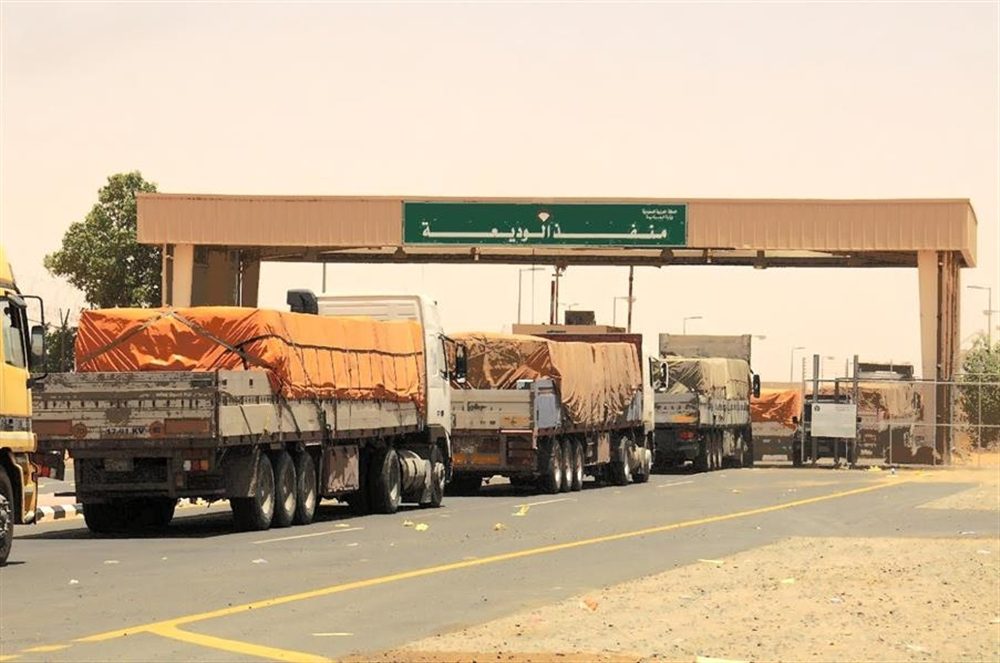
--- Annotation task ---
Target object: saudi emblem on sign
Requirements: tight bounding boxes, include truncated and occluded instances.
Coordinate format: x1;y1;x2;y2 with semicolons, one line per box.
402;202;687;247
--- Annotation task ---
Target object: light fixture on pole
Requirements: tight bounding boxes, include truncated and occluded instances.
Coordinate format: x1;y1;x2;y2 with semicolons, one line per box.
967;285;995;346
517;267;544;325
789;346;806;382
682;316;702;334
613;296;635;328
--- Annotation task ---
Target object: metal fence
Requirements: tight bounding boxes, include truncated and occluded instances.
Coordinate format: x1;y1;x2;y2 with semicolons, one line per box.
806;376;998;466
752;375;999;466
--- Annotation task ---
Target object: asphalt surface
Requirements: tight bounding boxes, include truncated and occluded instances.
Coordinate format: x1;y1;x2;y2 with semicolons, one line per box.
0;467;994;662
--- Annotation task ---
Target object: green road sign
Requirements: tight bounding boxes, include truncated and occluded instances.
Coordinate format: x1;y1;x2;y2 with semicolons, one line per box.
403;202;687;247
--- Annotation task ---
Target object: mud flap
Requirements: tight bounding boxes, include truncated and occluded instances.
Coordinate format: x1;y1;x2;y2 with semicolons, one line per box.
222;447;260;499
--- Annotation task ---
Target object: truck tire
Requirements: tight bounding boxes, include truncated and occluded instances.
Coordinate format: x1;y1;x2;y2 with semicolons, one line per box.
610;438;633;486
420;446;446;509
569;440;584;492
270;450;297;528
369;447;402;514
558;440;572;493
0;469;13;565
540;439;563;495
232;452;275;531
130;498;176;530
633;447;652;483
83;501;124;534
694;438;709;472
292;451;318;525
743;442;755;468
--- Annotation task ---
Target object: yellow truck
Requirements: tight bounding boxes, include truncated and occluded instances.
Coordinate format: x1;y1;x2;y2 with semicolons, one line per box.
0;246;47;565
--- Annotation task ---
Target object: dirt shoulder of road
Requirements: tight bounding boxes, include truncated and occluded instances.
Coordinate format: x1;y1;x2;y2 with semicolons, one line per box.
914;451;999;511
366;470;999;663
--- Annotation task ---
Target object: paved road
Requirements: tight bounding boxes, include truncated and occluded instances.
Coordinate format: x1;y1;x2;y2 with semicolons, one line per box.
0;468;994;662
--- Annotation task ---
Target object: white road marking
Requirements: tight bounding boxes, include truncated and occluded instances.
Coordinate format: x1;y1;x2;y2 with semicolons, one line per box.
658;480;695;488
520;497;575;507
254;526;364;545
312;632;353;637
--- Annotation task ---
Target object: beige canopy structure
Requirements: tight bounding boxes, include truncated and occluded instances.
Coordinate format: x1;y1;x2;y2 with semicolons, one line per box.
137;193;976;459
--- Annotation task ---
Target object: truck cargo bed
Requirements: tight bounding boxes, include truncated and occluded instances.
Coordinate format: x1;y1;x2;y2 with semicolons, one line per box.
653;393;750;428
33;370;422;451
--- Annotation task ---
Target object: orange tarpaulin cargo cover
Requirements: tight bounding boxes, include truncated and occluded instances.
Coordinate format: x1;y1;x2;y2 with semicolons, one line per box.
75;307;425;409
452;332;641;428
751;389;803;428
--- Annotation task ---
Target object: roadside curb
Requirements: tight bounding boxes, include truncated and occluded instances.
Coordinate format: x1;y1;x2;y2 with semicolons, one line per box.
33;498;225;524
35;503;83;522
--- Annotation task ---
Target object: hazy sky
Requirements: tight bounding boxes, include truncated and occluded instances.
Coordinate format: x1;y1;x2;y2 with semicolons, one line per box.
1;2;997;381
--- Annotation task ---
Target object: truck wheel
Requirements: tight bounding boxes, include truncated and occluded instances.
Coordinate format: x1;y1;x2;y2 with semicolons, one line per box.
420;446;446;508
540;439;563;494
232;452;275;531
0;470;13;565
569;441;584;492
133;498;176;529
792;438;804;467
369;447;402;514
270;450;297;528
742;436;755;468
633;448;652;484
694;439;709;472
610;438;633;486
558;440;572;493
292;451;318;525
83;501;124;534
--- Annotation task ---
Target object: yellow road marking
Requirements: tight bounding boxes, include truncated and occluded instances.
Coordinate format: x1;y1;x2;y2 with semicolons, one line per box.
20;645;69;653
253;526;364;545
0;655;21;661
149;625;330;662
77;478;905;649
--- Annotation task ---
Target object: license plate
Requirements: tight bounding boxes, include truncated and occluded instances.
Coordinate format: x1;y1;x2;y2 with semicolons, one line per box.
104;458;133;472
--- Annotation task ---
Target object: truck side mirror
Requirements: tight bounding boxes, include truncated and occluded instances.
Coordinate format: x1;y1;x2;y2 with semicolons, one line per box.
454;345;468;384
752;374;761;398
30;324;45;366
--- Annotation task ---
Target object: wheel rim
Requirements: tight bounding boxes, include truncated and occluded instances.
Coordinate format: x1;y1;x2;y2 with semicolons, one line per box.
0;495;11;547
301;462;317;514
388;454;401;507
279;462;296;514
622;439;633;482
433;461;445;498
552;445;563;487
259;462;275;518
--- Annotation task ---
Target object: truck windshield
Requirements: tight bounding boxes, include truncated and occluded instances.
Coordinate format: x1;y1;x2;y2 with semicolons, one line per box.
1;297;28;369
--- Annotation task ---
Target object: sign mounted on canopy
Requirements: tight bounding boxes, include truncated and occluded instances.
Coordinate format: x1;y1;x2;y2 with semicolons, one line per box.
403;202;687;247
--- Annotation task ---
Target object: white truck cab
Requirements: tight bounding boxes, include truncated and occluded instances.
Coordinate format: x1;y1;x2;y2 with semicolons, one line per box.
310;293;454;444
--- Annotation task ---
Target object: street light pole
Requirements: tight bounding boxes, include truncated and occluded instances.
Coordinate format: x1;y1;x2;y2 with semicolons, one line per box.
517;267;544;325
682;316;702;334
790;346;806;383
967;285;994;346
